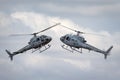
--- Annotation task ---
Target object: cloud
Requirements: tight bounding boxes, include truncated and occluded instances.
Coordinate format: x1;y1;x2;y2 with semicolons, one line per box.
0;1;120;80
63;59;91;70
37;2;120;16
11;12;81;36
1;0;120;17
0;12;32;36
9;11;120;58
0;11;120;80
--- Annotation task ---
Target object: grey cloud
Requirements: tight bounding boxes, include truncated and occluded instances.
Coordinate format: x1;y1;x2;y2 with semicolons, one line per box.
1;0;120;15
0;1;120;80
0;0;120;33
0;12;33;35
1;53;120;80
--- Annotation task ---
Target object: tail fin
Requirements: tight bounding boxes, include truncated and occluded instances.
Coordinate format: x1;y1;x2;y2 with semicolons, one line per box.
5;50;13;61
104;46;113;59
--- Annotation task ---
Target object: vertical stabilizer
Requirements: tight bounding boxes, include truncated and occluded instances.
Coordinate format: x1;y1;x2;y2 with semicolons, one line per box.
5;50;13;61
104;46;113;59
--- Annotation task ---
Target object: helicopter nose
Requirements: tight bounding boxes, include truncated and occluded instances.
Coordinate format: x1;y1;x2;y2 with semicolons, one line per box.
60;36;64;42
48;36;52;42
49;37;52;41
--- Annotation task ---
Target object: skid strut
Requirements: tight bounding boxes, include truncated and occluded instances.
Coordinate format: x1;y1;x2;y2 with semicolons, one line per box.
71;47;82;53
32;44;51;53
61;45;73;52
39;44;51;53
61;45;82;53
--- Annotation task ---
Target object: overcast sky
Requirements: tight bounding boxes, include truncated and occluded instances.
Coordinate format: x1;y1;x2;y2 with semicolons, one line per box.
0;0;120;80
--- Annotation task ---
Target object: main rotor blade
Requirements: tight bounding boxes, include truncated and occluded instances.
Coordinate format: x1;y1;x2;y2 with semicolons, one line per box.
60;24;104;36
59;24;104;36
10;23;60;37
35;23;60;34
60;24;84;34
60;24;76;32
83;32;105;36
10;34;32;36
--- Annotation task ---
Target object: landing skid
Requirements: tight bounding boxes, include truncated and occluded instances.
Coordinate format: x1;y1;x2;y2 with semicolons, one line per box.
61;45;82;53
39;44;51;53
71;47;82;53
32;44;51;53
62;45;73;53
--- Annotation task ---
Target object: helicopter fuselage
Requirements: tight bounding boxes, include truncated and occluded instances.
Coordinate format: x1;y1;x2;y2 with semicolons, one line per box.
29;35;52;48
15;35;52;53
60;34;87;48
5;23;60;61
6;35;52;61
60;34;113;59
13;35;52;54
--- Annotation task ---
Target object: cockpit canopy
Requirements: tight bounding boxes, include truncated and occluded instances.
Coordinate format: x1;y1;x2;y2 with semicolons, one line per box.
62;34;87;43
28;35;50;45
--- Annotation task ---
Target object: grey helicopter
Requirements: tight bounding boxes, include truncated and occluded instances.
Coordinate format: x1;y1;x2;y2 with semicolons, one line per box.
59;24;113;59
5;23;60;61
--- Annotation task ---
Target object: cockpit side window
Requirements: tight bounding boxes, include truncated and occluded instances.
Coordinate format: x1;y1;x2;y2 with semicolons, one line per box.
81;37;87;43
41;38;44;42
36;38;40;41
66;36;70;41
46;38;49;41
71;39;74;41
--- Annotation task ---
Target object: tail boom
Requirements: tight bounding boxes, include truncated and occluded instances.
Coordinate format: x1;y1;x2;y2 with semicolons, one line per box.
85;44;113;59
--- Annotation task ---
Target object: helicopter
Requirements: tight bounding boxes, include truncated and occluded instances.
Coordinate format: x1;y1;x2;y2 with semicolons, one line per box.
5;23;60;61
59;24;113;59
